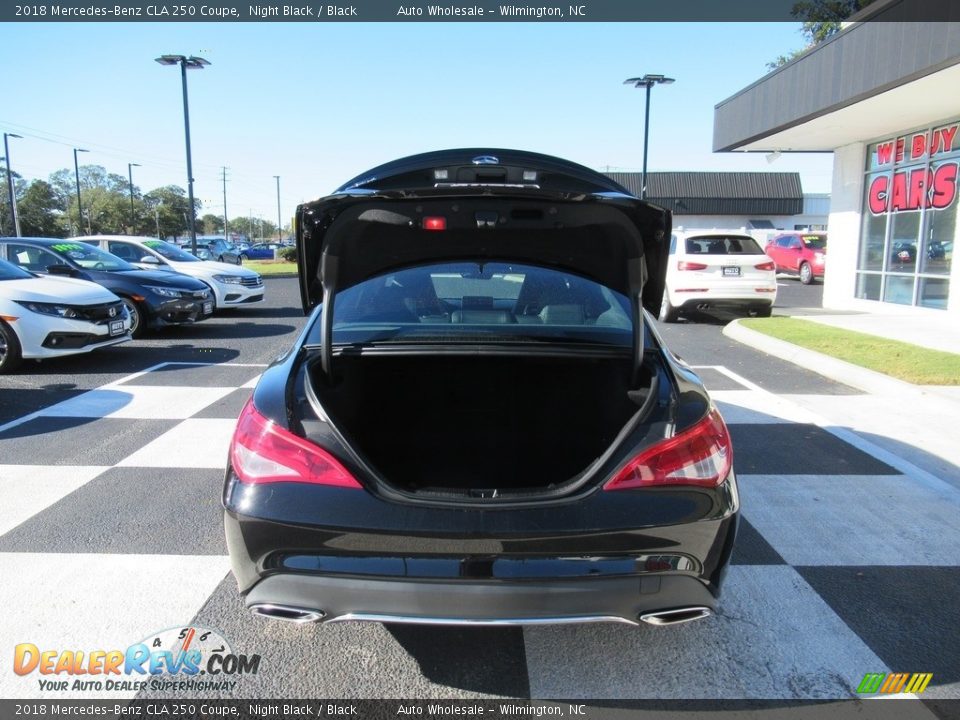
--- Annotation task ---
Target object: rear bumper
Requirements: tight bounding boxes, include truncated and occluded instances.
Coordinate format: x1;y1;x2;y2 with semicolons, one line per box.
244;572;719;626
223;473;739;626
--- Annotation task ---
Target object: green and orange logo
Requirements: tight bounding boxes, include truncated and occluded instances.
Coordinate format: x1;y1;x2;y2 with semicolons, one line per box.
857;672;933;695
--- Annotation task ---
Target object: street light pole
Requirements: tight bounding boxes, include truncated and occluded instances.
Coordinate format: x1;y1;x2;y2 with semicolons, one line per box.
155;54;210;255
127;162;141;234
3;132;23;237
221;166;229;243
623;74;675;200
73;147;90;236
273;175;282;243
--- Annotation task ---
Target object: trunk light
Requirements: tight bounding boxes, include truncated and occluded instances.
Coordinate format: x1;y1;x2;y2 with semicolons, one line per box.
755;261;776;271
423;216;447;231
230;399;361;488
604;408;732;490
678;261;708;271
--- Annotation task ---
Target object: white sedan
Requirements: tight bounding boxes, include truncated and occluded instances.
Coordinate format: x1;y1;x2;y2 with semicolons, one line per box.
76;236;265;311
0;258;131;373
659;231;778;323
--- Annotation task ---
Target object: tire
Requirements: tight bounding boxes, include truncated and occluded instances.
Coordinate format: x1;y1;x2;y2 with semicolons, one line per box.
218;255;225;263
121;297;145;338
235;256;242;265
750;306;773;318
658;293;680;323
799;262;813;285
0;320;23;374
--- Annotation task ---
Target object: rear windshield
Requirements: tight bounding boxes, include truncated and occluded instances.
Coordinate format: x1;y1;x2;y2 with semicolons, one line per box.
326;262;634;347
685;236;763;255
801;235;827;250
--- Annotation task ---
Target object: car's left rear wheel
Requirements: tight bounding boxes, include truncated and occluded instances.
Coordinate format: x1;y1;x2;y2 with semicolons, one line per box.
0;320;23;374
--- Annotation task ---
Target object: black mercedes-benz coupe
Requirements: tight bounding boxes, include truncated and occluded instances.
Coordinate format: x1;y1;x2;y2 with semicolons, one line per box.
223;149;738;627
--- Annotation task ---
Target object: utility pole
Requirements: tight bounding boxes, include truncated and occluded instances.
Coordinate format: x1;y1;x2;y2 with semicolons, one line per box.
273;175;282;243
221;166;229;242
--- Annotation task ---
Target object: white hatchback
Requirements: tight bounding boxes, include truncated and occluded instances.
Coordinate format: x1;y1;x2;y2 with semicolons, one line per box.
76;236;265;311
0;258;131;373
659;231;777;322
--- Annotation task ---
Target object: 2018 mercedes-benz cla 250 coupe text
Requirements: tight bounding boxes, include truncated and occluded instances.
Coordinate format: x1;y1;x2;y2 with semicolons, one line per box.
223;150;739;627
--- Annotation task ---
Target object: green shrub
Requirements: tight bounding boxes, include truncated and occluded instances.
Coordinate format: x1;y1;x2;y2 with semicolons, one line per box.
278;246;297;262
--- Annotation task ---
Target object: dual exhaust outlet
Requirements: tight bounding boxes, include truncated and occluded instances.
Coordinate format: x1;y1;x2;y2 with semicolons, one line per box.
249;603;713;627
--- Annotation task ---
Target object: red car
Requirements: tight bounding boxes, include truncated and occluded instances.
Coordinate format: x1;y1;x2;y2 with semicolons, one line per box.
765;232;826;285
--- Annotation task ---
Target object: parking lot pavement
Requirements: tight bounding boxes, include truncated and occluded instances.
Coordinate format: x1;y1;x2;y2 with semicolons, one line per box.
1;336;958;699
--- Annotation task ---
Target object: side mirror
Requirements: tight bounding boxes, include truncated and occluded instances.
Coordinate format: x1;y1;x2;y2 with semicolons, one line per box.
140;255;161;264
46;264;76;276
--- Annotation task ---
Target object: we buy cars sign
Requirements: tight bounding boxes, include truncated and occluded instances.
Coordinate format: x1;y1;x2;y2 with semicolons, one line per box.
868;121;959;214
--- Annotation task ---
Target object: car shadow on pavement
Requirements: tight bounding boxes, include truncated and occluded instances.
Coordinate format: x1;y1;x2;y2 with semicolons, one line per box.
384;624;530;697
161;322;298;340
225;305;306;319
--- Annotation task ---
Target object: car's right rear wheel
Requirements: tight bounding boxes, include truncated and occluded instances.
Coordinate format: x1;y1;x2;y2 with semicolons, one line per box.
799;262;813;285
659;293;680;323
0;320;23;374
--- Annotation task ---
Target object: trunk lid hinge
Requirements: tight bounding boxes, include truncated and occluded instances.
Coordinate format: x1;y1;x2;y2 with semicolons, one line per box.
319;252;339;378
628;258;647;384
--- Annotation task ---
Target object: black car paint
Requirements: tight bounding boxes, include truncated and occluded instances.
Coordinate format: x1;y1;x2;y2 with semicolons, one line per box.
0;238;212;330
223;150;738;625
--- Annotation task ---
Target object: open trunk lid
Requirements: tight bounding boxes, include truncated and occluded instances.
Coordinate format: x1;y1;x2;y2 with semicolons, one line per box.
296;149;671;375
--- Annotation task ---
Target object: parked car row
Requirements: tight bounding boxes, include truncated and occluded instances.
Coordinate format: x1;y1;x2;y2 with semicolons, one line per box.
0;235;265;373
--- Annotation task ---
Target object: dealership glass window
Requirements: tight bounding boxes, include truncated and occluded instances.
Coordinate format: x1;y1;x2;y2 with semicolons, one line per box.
856;273;882;301
858;120;959;309
857;173;888;273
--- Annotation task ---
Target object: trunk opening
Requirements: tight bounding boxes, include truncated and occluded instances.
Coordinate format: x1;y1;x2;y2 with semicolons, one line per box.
309;353;646;497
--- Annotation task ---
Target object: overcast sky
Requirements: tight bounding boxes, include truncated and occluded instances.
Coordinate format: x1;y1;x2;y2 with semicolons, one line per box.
1;21;834;223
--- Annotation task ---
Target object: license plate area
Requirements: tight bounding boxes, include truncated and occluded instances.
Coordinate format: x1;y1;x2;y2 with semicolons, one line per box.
722;266;741;277
203;301;214;315
109;320;125;336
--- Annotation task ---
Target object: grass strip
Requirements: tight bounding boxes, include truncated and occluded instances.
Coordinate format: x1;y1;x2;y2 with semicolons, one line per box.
739;316;960;385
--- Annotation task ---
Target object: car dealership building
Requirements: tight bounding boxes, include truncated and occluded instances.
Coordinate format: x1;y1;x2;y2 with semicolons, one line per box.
714;9;960;316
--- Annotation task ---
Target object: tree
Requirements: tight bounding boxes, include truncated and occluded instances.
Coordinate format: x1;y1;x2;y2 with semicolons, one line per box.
201;213;224;234
17;181;66;238
143;185;201;240
768;0;877;69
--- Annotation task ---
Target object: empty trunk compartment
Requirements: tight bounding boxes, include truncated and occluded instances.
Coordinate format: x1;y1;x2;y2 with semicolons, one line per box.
310;354;642;495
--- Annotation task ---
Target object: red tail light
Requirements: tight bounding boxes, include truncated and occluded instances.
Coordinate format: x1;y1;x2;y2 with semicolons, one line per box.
755;261;776;271
604;408;732;490
677;261;708;271
230;399;361;488
423;216;446;231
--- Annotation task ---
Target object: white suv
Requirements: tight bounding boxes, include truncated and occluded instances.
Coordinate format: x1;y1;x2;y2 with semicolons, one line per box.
77;236;265;311
659;231;777;323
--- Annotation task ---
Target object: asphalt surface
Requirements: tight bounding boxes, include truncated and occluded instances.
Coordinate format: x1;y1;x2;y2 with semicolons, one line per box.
2;275;958;701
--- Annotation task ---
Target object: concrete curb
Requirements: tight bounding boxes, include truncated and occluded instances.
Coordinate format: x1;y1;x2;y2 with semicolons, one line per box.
722;319;941;397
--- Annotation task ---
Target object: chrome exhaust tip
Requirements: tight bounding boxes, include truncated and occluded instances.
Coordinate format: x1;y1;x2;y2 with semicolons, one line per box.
250;603;325;624
639;606;712;626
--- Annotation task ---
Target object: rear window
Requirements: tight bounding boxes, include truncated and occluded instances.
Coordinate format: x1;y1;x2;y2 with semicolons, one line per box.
685;236;763;255
327;262;634;347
